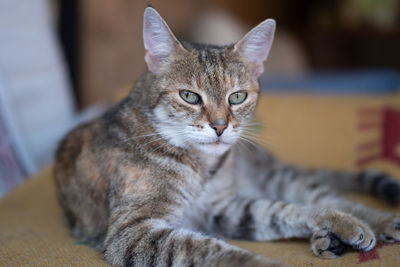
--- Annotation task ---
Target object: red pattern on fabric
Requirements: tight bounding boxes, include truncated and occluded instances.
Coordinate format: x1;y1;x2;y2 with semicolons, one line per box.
358;242;400;263
357;107;400;166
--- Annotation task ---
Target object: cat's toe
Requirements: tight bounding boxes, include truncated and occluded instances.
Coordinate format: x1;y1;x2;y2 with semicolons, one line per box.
379;215;400;242
348;227;376;251
329;215;376;252
310;230;346;258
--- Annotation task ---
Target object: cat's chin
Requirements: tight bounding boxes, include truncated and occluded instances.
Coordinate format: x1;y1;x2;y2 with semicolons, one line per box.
194;142;232;156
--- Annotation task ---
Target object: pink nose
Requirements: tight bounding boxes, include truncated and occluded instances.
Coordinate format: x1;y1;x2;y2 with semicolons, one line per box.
210;120;228;136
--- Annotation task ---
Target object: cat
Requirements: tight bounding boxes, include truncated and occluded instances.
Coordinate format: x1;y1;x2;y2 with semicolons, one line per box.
54;6;400;267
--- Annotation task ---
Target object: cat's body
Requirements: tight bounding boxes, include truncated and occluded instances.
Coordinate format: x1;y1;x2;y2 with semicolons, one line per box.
55;7;400;267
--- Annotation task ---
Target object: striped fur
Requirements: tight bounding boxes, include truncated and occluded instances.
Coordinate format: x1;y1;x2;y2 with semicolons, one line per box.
54;7;400;266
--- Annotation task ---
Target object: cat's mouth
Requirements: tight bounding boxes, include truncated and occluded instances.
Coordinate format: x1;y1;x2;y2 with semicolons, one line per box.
194;139;232;155
198;141;230;146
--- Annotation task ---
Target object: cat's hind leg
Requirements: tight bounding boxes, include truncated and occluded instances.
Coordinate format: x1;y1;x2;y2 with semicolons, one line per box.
262;171;400;244
264;166;400;243
234;157;400;247
233;145;400;206
308;169;400;205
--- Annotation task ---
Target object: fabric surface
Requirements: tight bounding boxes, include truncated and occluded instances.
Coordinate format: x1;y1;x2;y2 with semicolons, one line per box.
1;93;400;266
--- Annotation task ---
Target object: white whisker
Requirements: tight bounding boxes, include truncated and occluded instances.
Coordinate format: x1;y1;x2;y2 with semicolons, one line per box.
235;139;252;154
132;133;161;139
139;136;165;147
238;136;259;148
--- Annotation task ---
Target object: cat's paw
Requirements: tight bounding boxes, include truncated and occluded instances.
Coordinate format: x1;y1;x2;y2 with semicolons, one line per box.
311;210;376;258
364;171;400;205
378;215;400;242
310;230;346;258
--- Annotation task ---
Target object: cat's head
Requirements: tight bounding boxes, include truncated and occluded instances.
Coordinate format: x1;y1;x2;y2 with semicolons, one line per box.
143;7;275;156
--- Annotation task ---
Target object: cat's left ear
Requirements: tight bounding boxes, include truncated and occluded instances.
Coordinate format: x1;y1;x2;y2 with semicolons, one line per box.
143;7;186;75
234;19;276;77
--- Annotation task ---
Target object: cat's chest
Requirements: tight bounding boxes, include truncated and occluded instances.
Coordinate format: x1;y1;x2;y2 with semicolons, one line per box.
177;175;235;232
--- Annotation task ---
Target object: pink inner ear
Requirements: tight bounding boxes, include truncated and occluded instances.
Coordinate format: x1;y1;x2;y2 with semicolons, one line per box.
143;8;176;74
242;41;268;77
144;53;161;74
145;50;172;75
236;19;275;78
252;42;269;62
254;62;265;78
244;33;273;77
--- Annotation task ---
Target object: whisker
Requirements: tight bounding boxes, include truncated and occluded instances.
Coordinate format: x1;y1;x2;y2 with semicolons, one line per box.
238;136;259;148
149;132;187;154
241;133;265;142
236;139;252;154
244;122;264;128
240;133;277;151
140;136;165;148
242;128;263;135
132;133;161;138
241;131;261;138
240;134;276;151
118;130;161;144
150;142;171;154
160;137;190;156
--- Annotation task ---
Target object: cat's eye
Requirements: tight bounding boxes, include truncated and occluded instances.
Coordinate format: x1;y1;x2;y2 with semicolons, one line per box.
229;91;247;105
179;90;201;104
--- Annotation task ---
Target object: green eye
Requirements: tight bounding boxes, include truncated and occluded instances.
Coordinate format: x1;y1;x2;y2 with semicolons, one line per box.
179;90;201;104
229;91;247;105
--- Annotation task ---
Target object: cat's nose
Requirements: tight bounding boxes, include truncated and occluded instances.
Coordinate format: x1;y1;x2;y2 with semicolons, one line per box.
210;119;228;136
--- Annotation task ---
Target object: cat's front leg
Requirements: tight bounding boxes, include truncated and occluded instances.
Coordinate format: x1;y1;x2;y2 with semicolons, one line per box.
103;176;285;267
206;197;375;258
103;216;285;267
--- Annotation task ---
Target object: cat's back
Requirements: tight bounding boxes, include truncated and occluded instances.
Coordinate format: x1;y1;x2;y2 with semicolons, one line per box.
53;95;161;244
55;97;134;184
55;121;95;175
54;113;116;243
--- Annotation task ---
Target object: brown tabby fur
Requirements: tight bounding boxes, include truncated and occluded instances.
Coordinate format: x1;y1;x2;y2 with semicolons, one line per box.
54;7;400;267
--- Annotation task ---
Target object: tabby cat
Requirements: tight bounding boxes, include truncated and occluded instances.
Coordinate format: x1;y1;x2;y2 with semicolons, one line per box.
54;7;400;267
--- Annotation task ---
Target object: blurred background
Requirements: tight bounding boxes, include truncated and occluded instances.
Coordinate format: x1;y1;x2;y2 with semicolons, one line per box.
1;0;400;196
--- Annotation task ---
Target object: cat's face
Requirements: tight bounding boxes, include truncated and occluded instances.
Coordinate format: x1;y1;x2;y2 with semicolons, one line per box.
143;7;275;156
151;48;260;155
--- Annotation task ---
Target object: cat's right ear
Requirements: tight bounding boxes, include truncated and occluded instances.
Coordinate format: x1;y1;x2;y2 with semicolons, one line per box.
143;7;186;75
234;19;276;78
